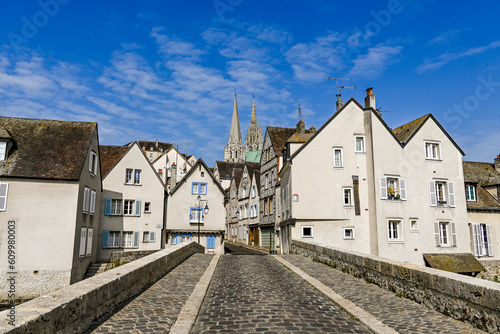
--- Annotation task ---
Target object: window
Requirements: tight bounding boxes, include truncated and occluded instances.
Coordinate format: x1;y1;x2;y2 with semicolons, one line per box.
149;153;154;158
122;231;139;248
89;150;97;175
181;234;192;243
387;219;403;242
79;227;87;257
207;236;216;249
134;170;141;184
302;226;313;238
434;221;456;247
472;224;493;257
110;199;121;215
354;136;365;153
124;200;135;215
429;180;455;207
380;176;406;200
144;202;151;213
265;174;269;189
241;186;247;199
171;234;178;245
252;185;257;198
466;185;476;201
425;141;441;160
103;231;120;248
343;187;353;207
143;231;150;243
90;190;96;214
83;187;90;213
410;219;419;232
0;141;7;161
86;228;93;256
192;182;207;195
190;208;204;223
0;182;7;211
333;148;343;168
343;227;354;240
125;169;133;184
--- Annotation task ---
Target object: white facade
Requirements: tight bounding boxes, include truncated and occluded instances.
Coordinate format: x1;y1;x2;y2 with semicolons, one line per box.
279;97;471;265
166;159;226;254
98;143;166;262
153;147;193;188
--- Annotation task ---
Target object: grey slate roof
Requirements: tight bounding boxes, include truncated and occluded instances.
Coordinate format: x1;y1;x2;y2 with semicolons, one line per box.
214;160;245;180
0;117;97;180
463;161;500;209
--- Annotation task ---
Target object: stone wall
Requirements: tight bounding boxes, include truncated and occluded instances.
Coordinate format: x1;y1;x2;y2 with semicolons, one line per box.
0;241;204;334
291;240;500;333
478;260;500;282
108;250;160;269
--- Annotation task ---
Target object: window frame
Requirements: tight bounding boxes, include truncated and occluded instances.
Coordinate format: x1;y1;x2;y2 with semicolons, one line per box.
343;187;353;207
134;169;141;185
0;182;8;211
124;200;135;215
472;223;493;257
89;150;98;175
410;218;419;232
429;180;455;207
90;189;96;215
191;182;208;195
301;226;313;238
424;141;441;160
333;147;343;168
144;202;151;213
343;227;355;240
466;185;476;202
0;141;7;161
434;221;457;247
190;207;204;223
108;231;120;248
83;187;90;213
387;219;403;243
354;135;365;153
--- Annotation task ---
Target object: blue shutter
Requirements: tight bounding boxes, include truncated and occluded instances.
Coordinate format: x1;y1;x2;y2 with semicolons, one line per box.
150;231;156;243
207;236;215;249
133;231;140;248
135;200;141;217
102;231;109;249
105;198;112;216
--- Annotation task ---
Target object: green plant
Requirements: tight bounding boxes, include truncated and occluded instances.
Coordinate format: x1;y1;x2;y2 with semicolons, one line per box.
494;275;499;283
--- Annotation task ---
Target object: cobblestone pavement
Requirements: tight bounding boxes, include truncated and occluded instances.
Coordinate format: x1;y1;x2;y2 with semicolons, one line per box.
190;254;373;333
281;255;485;334
88;253;213;334
225;242;267;255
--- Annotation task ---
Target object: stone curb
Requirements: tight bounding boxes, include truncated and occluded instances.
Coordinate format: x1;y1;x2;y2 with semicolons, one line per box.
169;255;221;334
272;255;398;334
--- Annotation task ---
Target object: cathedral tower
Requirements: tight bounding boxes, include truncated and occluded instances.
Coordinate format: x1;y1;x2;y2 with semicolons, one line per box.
245;94;263;153
224;94;245;162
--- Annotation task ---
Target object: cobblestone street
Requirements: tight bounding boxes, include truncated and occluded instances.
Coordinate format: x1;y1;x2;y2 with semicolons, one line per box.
190;245;373;333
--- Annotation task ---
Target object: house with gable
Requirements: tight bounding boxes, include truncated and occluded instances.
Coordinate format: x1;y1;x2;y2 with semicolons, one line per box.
166;158;226;254
279;89;472;266
153;146;194;190
463;157;500;263
0;117;101;300
226;166;243;242
236;162;260;244
98;143;166;262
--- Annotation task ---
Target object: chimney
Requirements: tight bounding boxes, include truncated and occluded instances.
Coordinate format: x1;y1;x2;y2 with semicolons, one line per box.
170;163;177;188
495;155;500;173
365;87;375;110
336;94;343;111
296;120;305;134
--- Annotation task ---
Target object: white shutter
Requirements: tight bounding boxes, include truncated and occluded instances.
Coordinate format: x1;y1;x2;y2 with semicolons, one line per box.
0;182;8;211
380;177;387;199
79;228;87;257
83;187;90;212
90;190;96;214
429;181;437;206
86;228;93;256
399;178;407;200
486;224;493;256
451;222;457;246
472;224;480;256
448;182;455;207
434;221;440;246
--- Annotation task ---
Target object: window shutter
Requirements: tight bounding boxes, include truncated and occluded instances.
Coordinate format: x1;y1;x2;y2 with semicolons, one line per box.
451;222;457;246
448;182;455;207
133;231;140;248
135;200;141;217
90;190;96;214
472;224;480;256
486;224;493;256
104;198;112;216
102;230;109;249
150;231;156;243
86;228;93;256
380;177;387;199
79;228;87;256
0;183;8;211
429;181;437;206
399;178;407;200
434;222;440;246
83;187;90;212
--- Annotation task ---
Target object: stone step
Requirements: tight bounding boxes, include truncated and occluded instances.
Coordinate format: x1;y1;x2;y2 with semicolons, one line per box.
84;263;111;279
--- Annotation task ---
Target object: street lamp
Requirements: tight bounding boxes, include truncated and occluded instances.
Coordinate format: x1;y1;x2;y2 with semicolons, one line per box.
195;195;209;244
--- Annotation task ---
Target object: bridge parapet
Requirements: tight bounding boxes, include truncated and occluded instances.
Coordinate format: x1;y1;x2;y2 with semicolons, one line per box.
0;241;204;334
292;240;500;333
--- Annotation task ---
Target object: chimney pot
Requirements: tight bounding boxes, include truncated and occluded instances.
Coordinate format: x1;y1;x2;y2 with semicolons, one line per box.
365;87;376;110
495;155;500;173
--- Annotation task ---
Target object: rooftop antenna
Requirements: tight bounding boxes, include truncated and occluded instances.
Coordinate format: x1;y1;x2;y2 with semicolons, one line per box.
327;77;355;110
298;104;302;121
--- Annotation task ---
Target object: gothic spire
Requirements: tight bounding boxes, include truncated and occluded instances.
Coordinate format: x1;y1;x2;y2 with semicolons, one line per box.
228;93;242;144
250;94;257;125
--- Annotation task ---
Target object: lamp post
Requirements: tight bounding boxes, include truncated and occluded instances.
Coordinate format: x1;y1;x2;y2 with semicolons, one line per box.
195;195;209;244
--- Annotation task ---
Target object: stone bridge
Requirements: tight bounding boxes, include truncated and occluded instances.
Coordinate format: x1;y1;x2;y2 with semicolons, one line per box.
1;240;499;333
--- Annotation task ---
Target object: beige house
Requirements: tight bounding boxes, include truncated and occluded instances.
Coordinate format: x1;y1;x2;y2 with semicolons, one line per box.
227;167;243;242
279;90;471;266
237;162;260;244
463;158;500;261
166;159;226;254
97;143;166;262
0;117;101;300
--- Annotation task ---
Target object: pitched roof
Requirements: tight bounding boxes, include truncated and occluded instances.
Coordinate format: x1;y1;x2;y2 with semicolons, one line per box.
267;126;296;155
169;158;225;195
214;160;245;180
392;114;430;143
245;150;262;163
137;140;173;152
99;145;130;178
0;117;97;180
463;161;500;210
245;162;261;189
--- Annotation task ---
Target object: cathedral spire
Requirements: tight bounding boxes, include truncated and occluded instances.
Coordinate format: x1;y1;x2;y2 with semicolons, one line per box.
250;94;257;125
224;94;245;162
228;94;242;144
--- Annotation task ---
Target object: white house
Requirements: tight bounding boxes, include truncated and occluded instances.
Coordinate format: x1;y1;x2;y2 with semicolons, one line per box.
153;146;194;189
166;158;226;254
97;143;166;262
0;117;101;300
279;90;471;266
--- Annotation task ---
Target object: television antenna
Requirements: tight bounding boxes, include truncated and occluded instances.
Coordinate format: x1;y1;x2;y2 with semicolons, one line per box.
298;104;302;121
327;77;355;101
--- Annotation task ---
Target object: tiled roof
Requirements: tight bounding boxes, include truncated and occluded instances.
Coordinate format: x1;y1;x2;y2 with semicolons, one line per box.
0;117;96;180
138;140;173;152
99;145;129;178
392;114;430;143
267;127;296;155
463;161;500;209
214;160;245;180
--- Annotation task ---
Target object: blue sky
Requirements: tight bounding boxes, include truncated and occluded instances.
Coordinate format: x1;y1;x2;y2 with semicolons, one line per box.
1;0;499;164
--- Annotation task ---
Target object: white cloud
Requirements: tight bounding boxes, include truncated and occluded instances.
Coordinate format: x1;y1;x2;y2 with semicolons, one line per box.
347;45;403;79
427;29;461;46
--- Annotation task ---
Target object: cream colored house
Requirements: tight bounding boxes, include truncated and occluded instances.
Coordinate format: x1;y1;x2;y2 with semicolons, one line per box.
0;117;101;300
166;159;226;254
279;90;471;266
153;146;194;189
97;143;166;262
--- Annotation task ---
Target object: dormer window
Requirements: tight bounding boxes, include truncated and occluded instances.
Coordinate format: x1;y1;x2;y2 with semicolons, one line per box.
0;141;7;161
466;185;476;201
